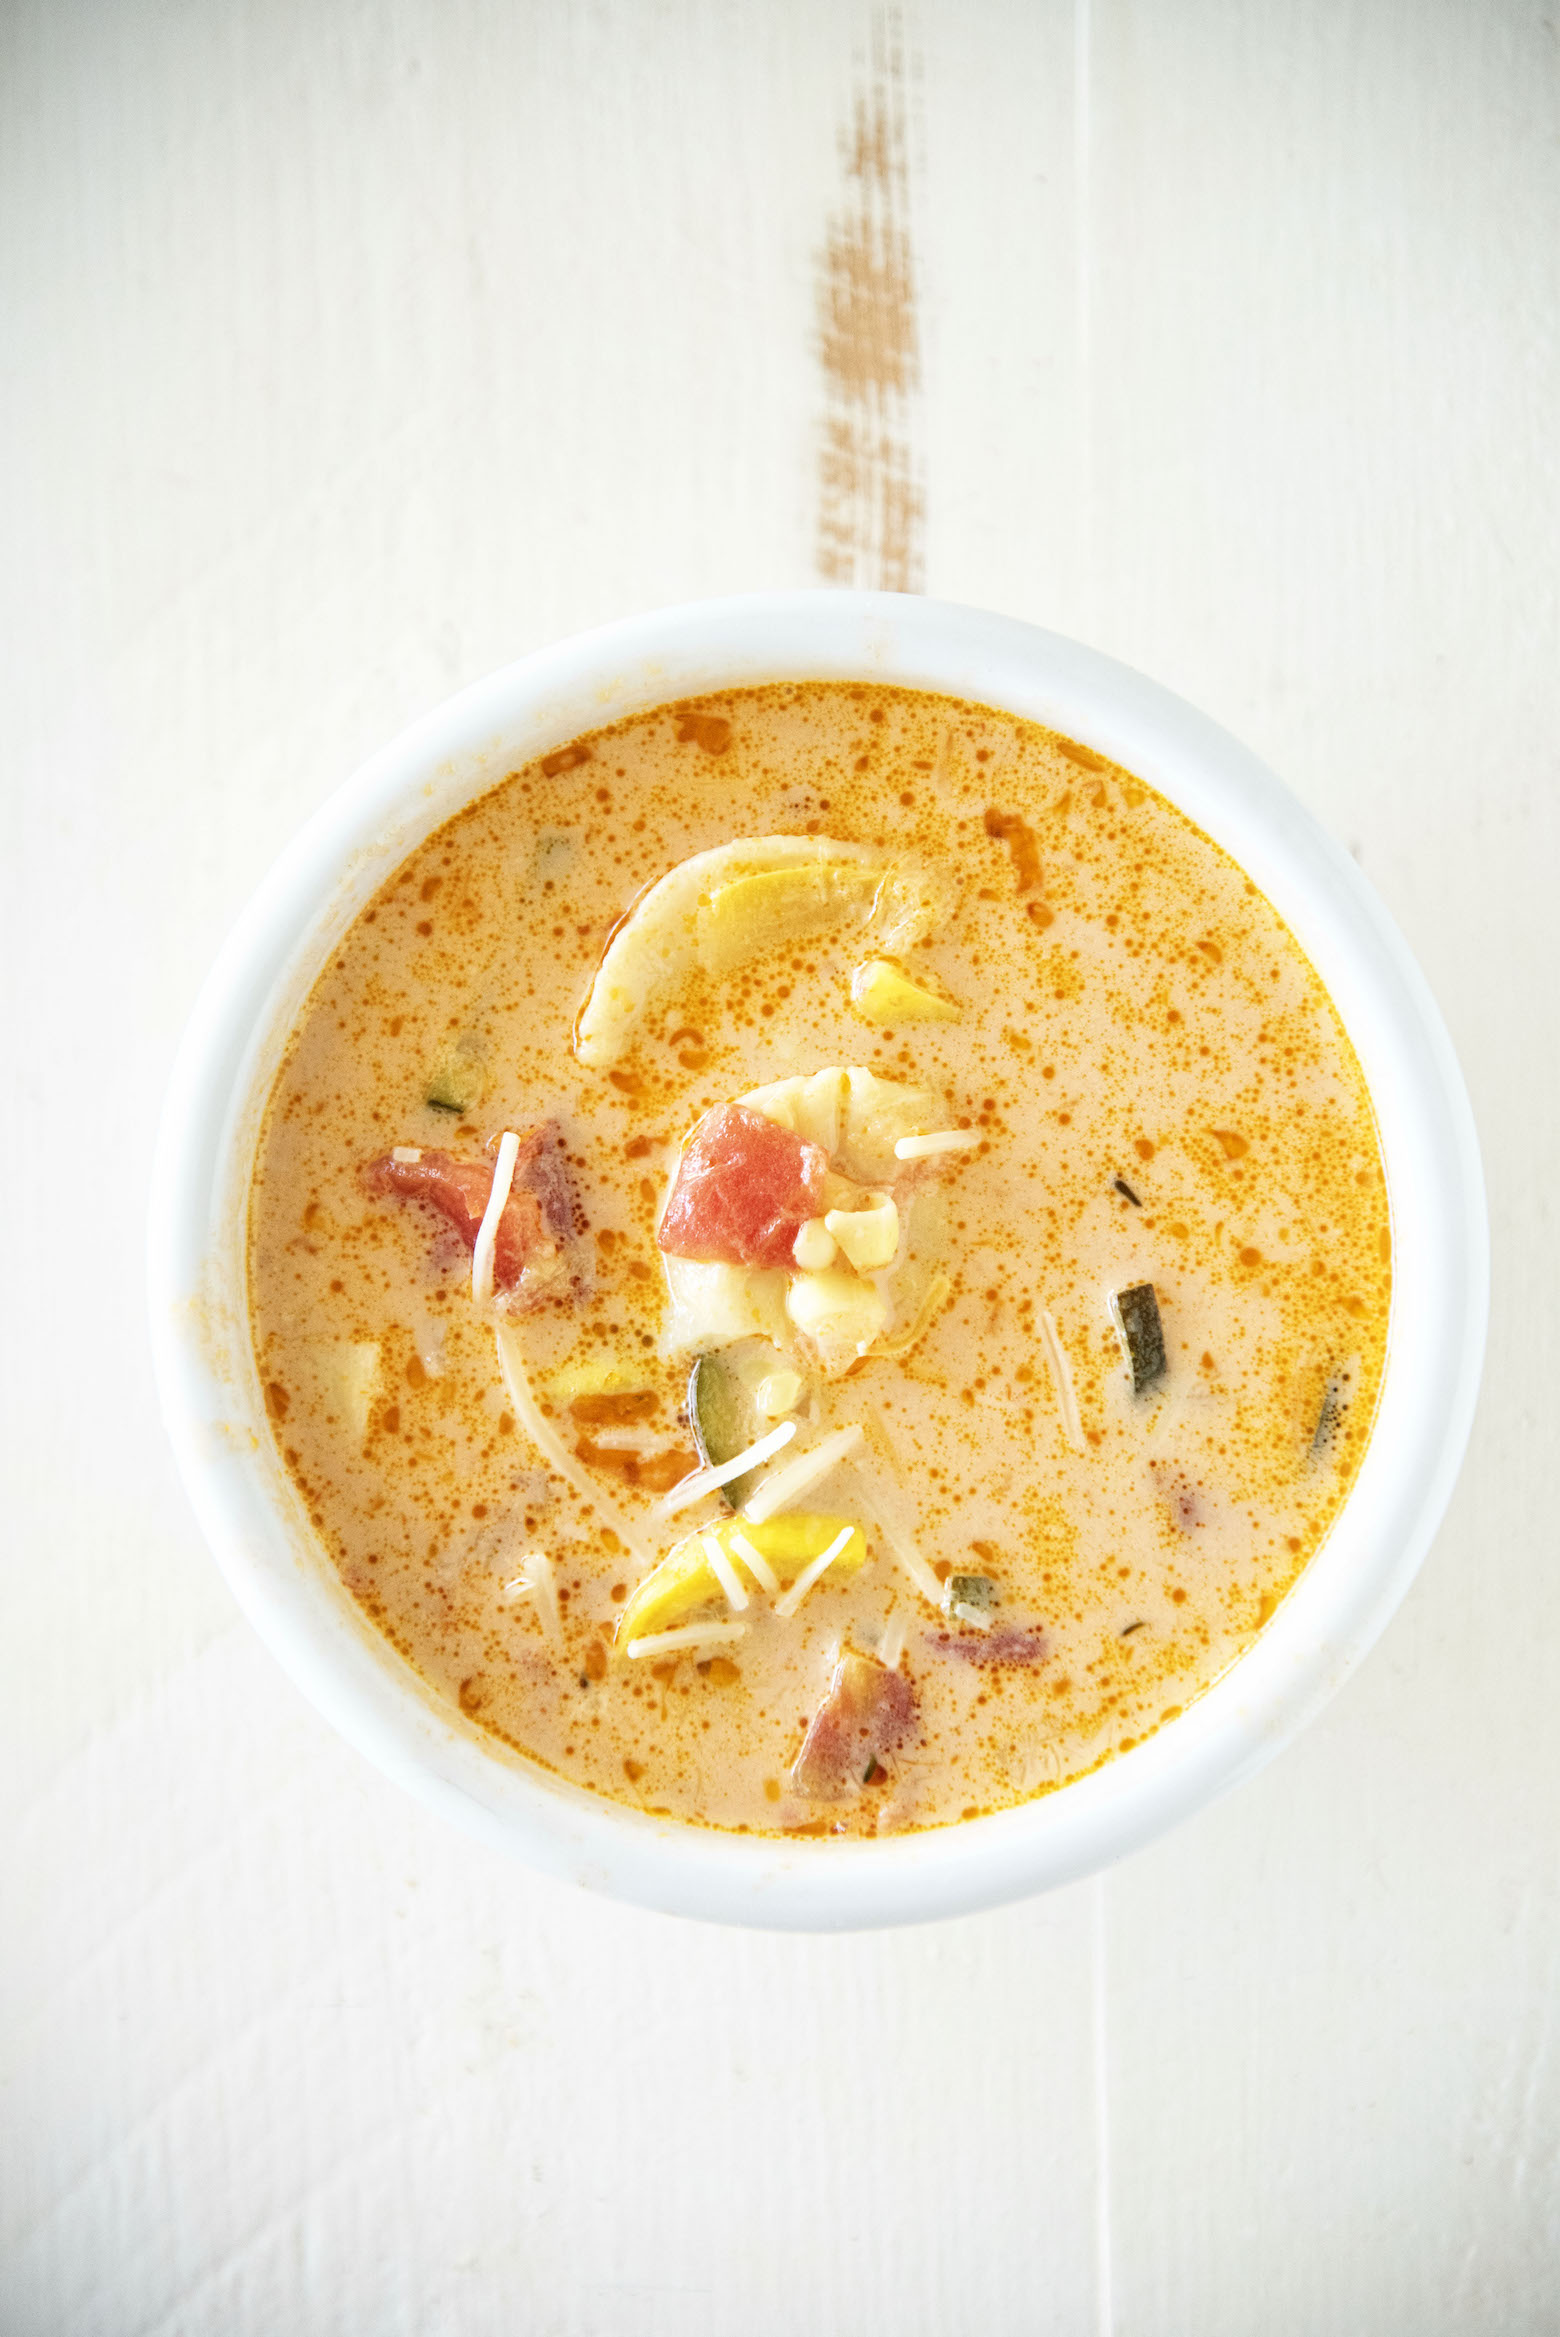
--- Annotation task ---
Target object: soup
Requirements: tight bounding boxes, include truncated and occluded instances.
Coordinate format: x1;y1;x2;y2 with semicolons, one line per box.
248;683;1390;1836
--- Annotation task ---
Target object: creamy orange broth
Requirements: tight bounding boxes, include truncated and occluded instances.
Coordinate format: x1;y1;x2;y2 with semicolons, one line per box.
248;683;1390;1835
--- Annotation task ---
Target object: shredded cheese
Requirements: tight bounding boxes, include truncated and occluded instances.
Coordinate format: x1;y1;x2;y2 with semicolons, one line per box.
852;1412;949;1610
893;1129;982;1160
1037;1304;1085;1452
624;1620;749;1659
493;1324;652;1564
851;1489;949;1610
499;1547;563;1648
773;1525;854;1619
700;1531;750;1613
741;1422;864;1523
727;1529;781;1596
471;1129;521;1308
653;1418;798;1518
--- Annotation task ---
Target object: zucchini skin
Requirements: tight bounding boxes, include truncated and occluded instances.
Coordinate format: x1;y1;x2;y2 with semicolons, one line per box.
1115;1282;1167;1394
687;1352;759;1509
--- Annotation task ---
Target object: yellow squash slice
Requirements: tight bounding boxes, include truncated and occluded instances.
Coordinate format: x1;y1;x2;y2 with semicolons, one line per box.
574;837;944;1066
698;864;881;975
849;956;961;1025
615;1513;868;1646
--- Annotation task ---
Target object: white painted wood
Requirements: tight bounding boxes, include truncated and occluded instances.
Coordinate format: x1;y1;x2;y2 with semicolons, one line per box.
3;0;1556;2329
1071;9;1560;2330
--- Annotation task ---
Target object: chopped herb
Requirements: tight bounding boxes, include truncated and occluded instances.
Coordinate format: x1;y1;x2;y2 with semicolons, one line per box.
1112;1282;1166;1394
1113;1177;1142;1206
1310;1368;1352;1461
1120;1619;1146;1637
1312;1383;1340;1455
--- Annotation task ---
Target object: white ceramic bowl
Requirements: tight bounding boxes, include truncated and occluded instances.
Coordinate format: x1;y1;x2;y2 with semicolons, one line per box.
149;592;1487;1930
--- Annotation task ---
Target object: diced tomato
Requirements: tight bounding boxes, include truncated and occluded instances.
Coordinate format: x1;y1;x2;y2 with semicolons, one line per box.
791;1653;916;1800
657;1103;828;1269
928;1622;1048;1667
364;1123;578;1306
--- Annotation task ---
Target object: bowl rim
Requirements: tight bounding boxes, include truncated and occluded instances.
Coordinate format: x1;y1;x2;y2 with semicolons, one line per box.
148;589;1488;1930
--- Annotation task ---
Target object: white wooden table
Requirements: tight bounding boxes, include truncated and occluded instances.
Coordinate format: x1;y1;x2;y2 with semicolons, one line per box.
4;4;1554;2330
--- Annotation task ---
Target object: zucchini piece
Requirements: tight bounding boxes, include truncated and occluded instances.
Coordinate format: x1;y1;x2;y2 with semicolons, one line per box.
544;1358;655;1405
1111;1282;1167;1395
949;1573;998;1612
424;1036;488;1115
688;1351;764;1509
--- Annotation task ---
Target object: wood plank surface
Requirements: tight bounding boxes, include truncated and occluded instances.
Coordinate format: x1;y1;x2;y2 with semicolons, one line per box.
3;3;1555;2330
